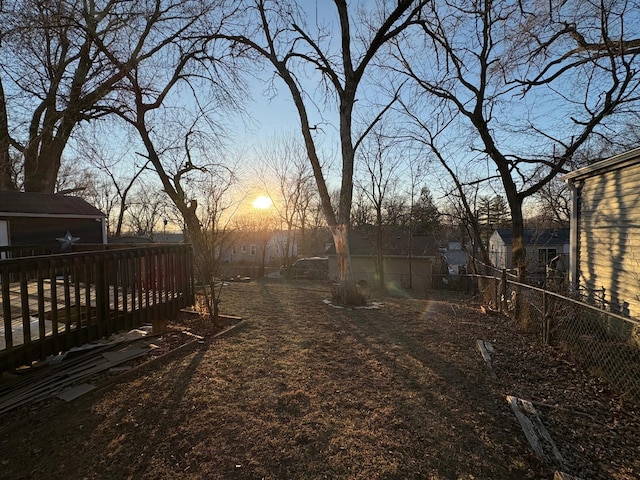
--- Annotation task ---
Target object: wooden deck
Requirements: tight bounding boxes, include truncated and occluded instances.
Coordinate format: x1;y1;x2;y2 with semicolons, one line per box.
0;279;181;350
0;245;194;371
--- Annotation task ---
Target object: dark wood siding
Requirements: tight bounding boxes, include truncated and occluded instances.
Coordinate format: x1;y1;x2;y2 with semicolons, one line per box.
6;217;103;252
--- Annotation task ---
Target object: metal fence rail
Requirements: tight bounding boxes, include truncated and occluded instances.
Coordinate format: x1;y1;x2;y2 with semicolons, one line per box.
471;271;640;402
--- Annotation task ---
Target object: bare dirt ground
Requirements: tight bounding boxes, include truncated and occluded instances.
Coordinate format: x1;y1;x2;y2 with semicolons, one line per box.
0;281;638;480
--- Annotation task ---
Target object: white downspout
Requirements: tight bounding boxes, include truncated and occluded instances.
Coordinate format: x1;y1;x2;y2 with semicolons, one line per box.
100;217;108;244
566;179;580;290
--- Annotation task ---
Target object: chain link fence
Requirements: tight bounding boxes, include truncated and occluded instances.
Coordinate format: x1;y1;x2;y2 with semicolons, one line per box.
469;261;640;402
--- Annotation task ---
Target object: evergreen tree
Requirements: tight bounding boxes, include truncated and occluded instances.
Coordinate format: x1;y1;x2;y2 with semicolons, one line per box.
412;187;441;235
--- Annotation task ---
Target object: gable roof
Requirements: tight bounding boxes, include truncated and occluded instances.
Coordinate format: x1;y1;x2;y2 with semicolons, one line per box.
493;227;570;246
326;229;437;258
0;191;105;217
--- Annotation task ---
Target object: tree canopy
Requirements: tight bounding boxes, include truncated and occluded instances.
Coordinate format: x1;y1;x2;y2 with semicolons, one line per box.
2;0;639;294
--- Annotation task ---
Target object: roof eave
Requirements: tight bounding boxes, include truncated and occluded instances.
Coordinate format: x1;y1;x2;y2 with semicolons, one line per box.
0;212;105;219
562;146;640;182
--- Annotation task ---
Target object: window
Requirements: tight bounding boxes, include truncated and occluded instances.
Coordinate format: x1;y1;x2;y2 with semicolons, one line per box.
241;245;247;253
250;245;256;255
538;248;557;266
232;245;238;255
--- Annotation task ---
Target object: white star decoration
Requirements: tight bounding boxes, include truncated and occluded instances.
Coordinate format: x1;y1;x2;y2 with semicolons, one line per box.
56;231;80;250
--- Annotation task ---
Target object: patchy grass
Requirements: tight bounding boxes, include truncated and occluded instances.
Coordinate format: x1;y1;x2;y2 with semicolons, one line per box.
0;281;637;479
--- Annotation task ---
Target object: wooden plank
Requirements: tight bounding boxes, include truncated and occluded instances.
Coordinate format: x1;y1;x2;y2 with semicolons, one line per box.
101;347;149;363
554;471;583;480
506;395;564;464
0;343;151;414
55;383;96;402
476;339;497;379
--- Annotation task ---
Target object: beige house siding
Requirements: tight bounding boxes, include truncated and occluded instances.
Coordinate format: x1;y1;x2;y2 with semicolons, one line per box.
575;161;640;317
563;147;640;322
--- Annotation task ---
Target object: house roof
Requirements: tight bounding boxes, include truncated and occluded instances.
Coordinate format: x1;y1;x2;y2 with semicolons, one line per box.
493;227;570;246
562;146;640;182
326;229;437;257
0;191;105;217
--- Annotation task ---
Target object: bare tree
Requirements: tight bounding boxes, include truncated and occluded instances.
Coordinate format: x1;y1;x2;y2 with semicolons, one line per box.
296;186;326;257
253;134;314;266
212;0;427;303
355;128;404;290
70;126;152;237
400;116;495;268
395;0;640;281
0;0;213;193
189;167;240;322
54;158;94;196
85;0;245;325
351;188;374;228
529;178;571;228
123;184;168;238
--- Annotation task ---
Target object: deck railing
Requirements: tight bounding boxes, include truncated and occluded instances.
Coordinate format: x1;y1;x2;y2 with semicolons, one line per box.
0;245;52;260
0;244;194;371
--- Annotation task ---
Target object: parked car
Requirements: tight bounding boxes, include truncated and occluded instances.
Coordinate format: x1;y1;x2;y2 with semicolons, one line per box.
280;257;329;280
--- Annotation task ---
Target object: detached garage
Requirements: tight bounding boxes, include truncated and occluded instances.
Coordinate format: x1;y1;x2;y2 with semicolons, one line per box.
0;191;106;254
326;229;437;292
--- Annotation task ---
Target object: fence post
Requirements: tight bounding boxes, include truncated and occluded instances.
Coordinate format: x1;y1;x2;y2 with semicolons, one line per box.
542;288;549;344
501;269;507;313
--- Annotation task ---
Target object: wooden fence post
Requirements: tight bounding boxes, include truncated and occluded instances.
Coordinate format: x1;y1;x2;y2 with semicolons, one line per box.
542;288;549;344
501;269;508;313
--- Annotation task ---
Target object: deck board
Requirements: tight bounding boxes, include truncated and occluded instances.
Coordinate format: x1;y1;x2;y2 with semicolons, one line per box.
0;279;175;350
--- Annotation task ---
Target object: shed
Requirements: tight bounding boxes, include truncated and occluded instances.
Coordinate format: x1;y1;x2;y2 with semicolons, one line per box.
0;191;106;254
489;228;570;273
563;146;640;318
326;229;438;292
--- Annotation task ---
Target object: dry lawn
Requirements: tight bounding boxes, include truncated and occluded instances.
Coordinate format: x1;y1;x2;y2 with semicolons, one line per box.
0;281;638;479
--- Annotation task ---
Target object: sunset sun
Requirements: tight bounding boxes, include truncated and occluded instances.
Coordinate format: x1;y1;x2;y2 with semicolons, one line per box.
252;195;273;209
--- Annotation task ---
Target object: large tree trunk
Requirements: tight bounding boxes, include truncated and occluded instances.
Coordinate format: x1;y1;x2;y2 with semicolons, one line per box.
375;212;385;290
510;204;527;282
0;80;16;191
23;113;74;193
504;182;527;320
329;224;360;303
23;148;62;193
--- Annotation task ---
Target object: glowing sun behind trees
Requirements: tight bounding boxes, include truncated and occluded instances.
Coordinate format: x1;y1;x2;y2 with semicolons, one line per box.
253;195;273;210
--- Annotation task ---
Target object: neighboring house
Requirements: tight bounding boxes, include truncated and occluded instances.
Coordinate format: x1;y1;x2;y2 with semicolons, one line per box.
266;231;298;264
0;191;106;254
326;229;438;292
442;241;469;274
226;230;298;266
489;228;570;273
563;146;640;318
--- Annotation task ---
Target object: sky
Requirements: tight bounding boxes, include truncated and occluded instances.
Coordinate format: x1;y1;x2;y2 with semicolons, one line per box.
52;0;640;233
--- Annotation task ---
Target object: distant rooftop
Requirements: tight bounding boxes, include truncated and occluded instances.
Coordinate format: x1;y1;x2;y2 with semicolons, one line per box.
493;228;570;246
326;229;437;257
